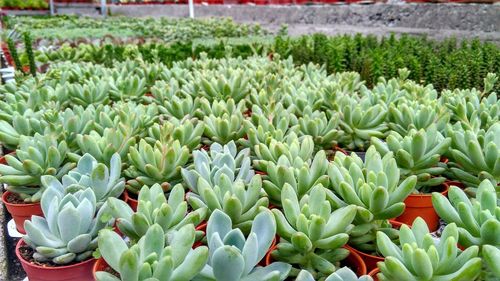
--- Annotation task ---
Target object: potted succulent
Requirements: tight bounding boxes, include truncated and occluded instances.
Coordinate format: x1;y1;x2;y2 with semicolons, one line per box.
296;268;374;281
17;182;112;281
270;184;360;278
106;183;207;242
296;110;342;151
124;139;189;209
328;147;416;271
371;124;451;231
193;209;291;280
0;134;75;233
203;112;246;144
145;119;204;151
94;224;209;281
375;217;482;280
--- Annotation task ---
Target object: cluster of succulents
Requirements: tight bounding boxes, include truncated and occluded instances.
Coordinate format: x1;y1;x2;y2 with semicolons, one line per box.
0;54;498;281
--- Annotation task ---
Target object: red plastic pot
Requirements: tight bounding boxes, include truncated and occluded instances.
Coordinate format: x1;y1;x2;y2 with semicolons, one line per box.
368;268;380;281
2;191;43;234
344;245;383;273
93;258;109;279
17;239;96;281
193;221;207;248
396;183;449;232
122;190;138;211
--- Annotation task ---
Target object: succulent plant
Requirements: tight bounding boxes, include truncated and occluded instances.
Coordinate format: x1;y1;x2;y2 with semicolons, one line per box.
109;74;147;101
196;69;251;103
387;102;449;136
193;209;291;281
336;96;388;151
253;134;314;172
125;139;190;194
482;245;500;278
195;98;246;119
96;224;209;281
68;128;136;166
41;153;125;208
0;134;75;202
0;111;47;150
446;122;500;190
187;174;268;233
296;110;342;150
432;180;500;248
107;183;206;242
146;118;204;151
23;187;111;265
376;217;482;281
263;150;330;206
67;78;110;107
272;184;357;278
158;94;199;120
371;125;451;192
182;141;254;193
203;113;246;144
328;146;417;252
296;268;373;281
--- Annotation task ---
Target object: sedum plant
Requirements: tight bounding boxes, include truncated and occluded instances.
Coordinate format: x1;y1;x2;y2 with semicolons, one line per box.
158;94;199;120
67;79;110;107
68;128;136;166
253;134;314;172
432;180;500;248
203;113;246;144
193;209;291;281
194;98;246;119
376;217;482;281
296;268;373;281
187;175;268;233
146;119;204;151
328;146;416;252
181;141;254;193
23;187;111;264
0;111;47;150
0;134;75;202
296;111;342;150
125;139;189;194
96;224;209;281
106;183;206;242
272;184;357;278
387;102;449;136
446;122;500;191
41;153;125;208
482;245;500;278
263;150;330;206
371;125;451;192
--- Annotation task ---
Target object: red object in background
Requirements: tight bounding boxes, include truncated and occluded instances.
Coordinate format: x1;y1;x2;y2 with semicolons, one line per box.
2;191;43;234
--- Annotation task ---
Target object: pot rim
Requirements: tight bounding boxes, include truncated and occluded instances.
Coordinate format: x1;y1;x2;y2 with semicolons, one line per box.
2;191;41;207
16;239;96;271
406;182;449;198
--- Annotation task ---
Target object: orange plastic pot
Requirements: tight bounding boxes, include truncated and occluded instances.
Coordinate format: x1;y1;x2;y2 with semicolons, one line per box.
396;183;449;232
17;239;96;281
122;190;138;211
368;268;380;281
2;191;43;234
344;245;383;273
93;258;109;279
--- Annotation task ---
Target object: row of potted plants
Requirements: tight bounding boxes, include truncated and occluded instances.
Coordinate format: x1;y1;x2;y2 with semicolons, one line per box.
0;55;498;280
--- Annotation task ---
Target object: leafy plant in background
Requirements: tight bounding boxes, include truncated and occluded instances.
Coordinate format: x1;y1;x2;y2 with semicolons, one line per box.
193;209;291;281
272;184;357;278
23;32;37;76
96;224;209;281
6;37;23;72
376;217;482;281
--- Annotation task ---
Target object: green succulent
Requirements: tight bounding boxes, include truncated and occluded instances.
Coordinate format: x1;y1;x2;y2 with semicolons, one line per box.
68;128;136;166
203;113;246;144
146;119;204;151
182;141;254;193
387;102;449;136
0;134;75;202
125;139;190;194
446;122;500;191
482;245;500;279
296;268;373;281
193;209;291;281
196;69;251;102
371;124;451;192
328;146;416;252
376;217;482;281
96;224;209;281
67;79;110;107
40;153;125;209
432;180;500;248
0;111;47;150
23;187;111;265
272;184;357;278
263;150;330;206
253;134;314;172
195;98;246;119
158;94;199;120
187;174;268;233
109;74;147;101
107;183;206;242
296;111;342;150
